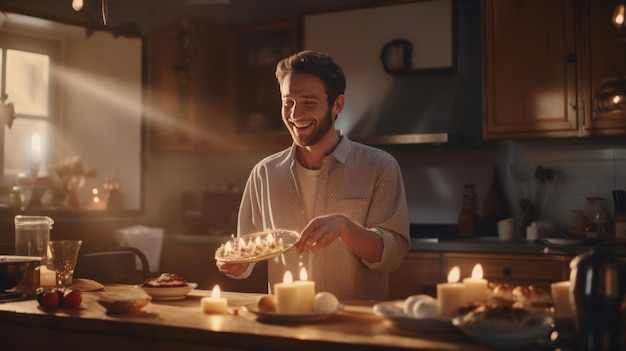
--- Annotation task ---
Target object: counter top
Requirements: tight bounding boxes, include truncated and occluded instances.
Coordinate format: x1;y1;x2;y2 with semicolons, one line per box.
410;237;626;256
0;285;498;351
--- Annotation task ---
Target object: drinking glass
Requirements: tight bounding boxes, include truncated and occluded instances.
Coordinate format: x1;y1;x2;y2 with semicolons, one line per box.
14;215;54;262
14;215;54;295
48;240;82;288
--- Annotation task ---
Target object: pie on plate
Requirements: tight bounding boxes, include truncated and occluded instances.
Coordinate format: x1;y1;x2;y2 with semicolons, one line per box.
214;230;299;263
137;282;198;300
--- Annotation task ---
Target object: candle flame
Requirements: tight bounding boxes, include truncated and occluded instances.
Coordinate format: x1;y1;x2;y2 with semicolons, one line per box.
447;266;460;283
471;264;484;279
299;267;308;281
211;285;221;298
282;271;293;284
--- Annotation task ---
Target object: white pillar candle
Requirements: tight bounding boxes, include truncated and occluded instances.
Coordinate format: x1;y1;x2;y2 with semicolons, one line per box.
463;264;489;305
295;267;315;313
40;266;56;288
201;285;228;314
275;271;302;314
551;280;573;315
437;266;465;318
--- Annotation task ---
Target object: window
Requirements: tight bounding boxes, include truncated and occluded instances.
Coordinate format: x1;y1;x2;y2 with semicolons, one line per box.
2;48;50;178
0;32;58;186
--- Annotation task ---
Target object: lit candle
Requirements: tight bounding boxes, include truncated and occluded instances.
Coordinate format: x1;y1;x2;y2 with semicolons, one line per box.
437;266;465;318
40;266;56;288
201;285;228;314
294;267;315;313
551;280;573;315
463;264;489;305
274;271;302;314
31;133;41;164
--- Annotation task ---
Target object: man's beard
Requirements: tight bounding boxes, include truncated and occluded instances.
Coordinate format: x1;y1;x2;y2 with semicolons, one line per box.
293;109;333;147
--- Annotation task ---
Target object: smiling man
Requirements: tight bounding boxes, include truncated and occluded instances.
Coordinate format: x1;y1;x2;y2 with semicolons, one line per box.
216;50;409;300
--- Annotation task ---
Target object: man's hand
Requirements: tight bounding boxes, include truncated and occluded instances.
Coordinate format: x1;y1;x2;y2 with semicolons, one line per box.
296;214;384;263
296;214;350;253
216;261;250;277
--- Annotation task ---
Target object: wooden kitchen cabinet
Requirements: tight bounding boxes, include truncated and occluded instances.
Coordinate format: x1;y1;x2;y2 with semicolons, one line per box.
148;21;229;152
388;252;442;299
482;0;626;140
442;252;569;291
579;0;626;132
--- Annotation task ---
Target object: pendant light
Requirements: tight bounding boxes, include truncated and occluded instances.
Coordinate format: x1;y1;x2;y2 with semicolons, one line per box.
72;0;83;11
70;0;108;26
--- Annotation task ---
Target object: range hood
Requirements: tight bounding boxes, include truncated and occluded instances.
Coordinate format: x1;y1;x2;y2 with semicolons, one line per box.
345;72;483;146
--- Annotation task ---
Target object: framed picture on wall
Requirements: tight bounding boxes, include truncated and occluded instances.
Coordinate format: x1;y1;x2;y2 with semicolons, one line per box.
231;19;301;149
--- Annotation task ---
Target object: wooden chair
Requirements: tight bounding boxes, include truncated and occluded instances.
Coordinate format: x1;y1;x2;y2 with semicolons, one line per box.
74;247;150;285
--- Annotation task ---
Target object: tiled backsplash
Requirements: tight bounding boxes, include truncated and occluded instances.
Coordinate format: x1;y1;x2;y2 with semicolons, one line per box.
392;137;626;235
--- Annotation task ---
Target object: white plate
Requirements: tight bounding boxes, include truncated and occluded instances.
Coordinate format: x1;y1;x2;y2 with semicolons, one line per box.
136;282;198;300
242;303;340;322
452;315;553;348
215;230;299;263
372;300;454;332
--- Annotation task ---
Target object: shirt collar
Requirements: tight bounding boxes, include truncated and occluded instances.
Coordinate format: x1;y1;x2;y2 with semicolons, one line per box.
288;130;351;166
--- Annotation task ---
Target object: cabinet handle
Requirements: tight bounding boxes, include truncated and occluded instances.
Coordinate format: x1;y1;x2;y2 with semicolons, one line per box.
502;267;512;276
566;53;576;63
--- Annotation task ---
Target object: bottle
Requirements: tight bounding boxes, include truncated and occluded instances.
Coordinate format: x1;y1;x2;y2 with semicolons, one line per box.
9;186;23;209
458;184;479;236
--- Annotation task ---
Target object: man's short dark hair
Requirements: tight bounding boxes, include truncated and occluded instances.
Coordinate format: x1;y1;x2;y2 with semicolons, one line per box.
275;50;346;107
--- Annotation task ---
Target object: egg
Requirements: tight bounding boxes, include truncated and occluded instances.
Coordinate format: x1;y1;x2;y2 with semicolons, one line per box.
403;294;438;318
257;295;276;312
314;292;339;314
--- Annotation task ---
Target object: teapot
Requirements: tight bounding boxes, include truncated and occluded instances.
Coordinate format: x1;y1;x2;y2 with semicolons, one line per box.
570;248;625;350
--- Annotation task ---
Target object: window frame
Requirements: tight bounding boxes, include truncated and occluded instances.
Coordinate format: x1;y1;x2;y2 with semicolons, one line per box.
0;30;60;184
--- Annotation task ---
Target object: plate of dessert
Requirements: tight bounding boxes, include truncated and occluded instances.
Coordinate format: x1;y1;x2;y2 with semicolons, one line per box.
214;229;299;263
452;304;553;349
452;283;554;348
136;273;197;300
373;295;454;332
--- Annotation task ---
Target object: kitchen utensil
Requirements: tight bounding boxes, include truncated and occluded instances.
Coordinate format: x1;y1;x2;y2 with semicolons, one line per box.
0;255;42;291
570;248;624;350
613;190;626;211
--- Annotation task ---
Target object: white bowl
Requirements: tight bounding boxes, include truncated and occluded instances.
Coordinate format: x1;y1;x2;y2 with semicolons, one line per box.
137;282;198;300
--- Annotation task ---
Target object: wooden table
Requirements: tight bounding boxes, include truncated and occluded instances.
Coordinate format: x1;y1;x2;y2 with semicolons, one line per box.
0;285;541;351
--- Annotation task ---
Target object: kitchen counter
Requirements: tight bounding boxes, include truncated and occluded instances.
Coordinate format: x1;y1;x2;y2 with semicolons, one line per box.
410;237;626;257
0;285;499;351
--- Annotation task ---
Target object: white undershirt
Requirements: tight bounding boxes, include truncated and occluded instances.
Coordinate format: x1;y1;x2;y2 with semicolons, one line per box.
295;161;320;220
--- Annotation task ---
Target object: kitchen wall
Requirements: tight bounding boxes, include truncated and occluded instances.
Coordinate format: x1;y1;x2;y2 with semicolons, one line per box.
137;0;626;238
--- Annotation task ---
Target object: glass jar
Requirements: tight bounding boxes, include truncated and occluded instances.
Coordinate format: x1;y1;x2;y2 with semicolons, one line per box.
585;197;612;238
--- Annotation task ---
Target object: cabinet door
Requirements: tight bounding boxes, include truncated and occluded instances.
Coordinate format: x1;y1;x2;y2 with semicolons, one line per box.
579;0;626;133
442;252;568;291
150;22;196;151
482;0;579;139
149;21;229;152
388;252;441;299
